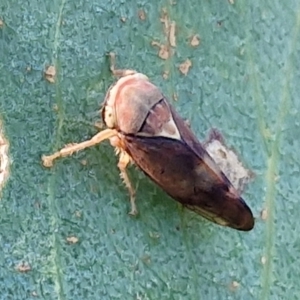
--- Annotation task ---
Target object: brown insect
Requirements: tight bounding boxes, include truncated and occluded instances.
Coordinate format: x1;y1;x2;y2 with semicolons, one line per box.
42;54;254;231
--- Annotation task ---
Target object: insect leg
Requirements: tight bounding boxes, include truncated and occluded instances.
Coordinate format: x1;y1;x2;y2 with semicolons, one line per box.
109;52;137;77
117;151;137;215
42;128;118;167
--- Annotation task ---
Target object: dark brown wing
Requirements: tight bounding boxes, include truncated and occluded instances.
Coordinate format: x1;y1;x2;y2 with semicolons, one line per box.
122;99;254;231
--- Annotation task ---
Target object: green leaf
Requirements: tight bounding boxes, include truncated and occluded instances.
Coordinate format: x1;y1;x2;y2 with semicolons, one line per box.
1;0;299;299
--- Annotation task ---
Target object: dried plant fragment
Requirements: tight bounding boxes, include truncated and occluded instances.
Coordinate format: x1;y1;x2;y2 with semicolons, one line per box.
179;59;192;75
205;133;254;193
44;65;56;83
0;121;10;194
0;19;3;28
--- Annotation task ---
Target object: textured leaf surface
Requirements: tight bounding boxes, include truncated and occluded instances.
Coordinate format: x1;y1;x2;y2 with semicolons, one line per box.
0;1;300;299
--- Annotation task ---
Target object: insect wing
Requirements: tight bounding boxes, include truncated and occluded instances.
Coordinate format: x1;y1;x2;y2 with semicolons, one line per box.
123;98;254;231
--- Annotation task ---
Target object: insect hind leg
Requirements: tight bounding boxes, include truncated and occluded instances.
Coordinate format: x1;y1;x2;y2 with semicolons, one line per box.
117;151;137;215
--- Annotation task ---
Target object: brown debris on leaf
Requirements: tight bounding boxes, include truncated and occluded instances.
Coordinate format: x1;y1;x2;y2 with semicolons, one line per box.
160;9;176;48
173;93;178;101
261;208;268;220
66;236;79;244
80;159;87;166
169;21;176;47
94;121;104;130
0;19;4;28
149;231;160;239
179;59;192;75
151;8;177;60
16;262;31;273
44;65;56;83
138;9;146;20
190;35;201;47
160;8;169;31
75;210;82;218
162;70;169;79
229;281;240;291
151;41;171;60
261;256;267;265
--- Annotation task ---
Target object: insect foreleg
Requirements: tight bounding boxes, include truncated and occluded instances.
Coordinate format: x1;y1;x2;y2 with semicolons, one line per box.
42;128;118;167
109;52;137;77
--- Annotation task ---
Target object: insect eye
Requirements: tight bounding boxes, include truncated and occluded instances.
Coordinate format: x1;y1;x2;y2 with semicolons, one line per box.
103;105;116;128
